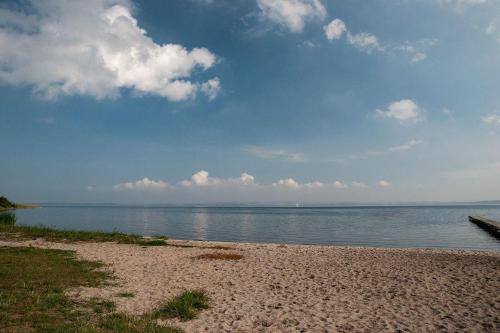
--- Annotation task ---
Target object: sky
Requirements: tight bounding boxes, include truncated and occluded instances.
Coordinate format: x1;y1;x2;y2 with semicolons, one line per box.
0;0;499;204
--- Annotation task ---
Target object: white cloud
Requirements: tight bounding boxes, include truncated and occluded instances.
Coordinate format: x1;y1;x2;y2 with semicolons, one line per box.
323;18;436;63
333;181;348;189
239;172;256;185
201;77;221;101
87;186;95;192
113;177;170;191
180;170;256;187
378;180;392;187
272;178;349;190
376;99;423;123
323;19;381;53
346;31;382;53
398;39;438;63
389;139;424;152
303;181;324;189
323;19;346;41
351;181;368;188
0;0;218;101
272;178;301;189
257;0;327;33
482;113;500;125
245;146;306;162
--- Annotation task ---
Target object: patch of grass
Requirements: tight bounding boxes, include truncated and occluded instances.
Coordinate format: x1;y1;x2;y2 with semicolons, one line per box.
89;298;117;314
155;290;210;321
139;239;167;246
0;213;167;245
0;246;109;331
0;246;181;332
117;292;135;298
195;253;243;260
0;212;16;226
94;313;182;333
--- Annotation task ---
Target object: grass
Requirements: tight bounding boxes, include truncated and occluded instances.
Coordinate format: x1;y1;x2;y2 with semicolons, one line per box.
117;292;135;298
0;212;167;246
139;239;167;246
195;253;243;260
0;212;16;226
154;290;210;321
0;246;183;332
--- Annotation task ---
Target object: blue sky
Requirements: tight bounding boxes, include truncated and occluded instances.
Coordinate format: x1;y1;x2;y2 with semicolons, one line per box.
0;0;499;204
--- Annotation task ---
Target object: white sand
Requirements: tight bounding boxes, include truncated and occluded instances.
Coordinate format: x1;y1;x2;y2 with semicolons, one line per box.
1;239;499;332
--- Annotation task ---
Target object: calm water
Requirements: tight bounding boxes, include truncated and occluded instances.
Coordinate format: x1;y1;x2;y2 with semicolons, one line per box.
14;205;500;250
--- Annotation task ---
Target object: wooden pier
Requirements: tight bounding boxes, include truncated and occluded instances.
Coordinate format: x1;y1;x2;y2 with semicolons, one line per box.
468;216;500;239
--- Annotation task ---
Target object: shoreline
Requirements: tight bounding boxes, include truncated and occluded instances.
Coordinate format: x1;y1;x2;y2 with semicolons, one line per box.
165;237;500;253
1;238;499;332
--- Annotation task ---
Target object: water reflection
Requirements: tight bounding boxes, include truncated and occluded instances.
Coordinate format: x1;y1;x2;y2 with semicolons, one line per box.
193;210;209;240
13;205;500;250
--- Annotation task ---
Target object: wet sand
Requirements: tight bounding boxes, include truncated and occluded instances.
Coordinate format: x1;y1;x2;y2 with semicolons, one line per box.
1;239;499;332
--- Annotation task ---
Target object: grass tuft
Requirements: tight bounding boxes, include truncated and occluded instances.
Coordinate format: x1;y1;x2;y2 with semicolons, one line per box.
117;292;135;298
138;239;167;246
155;290;210;321
195;253;243;260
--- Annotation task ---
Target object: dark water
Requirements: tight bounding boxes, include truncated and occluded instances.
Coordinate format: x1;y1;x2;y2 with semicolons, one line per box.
14;205;500;250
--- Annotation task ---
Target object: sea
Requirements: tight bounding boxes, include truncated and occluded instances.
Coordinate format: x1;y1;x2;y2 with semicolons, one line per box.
13;204;500;250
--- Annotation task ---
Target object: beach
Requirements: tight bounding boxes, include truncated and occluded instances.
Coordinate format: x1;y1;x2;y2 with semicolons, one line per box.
1;239;498;332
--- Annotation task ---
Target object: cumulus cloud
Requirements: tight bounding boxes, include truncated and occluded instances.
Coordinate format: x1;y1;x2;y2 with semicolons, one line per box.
323;19;380;52
245;146;306;162
257;0;326;33
0;0;219;101
272;178;301;189
113;177;170;191
376;99;423;123
482;113;500;125
333;181;348;189
378;180;392;187
323;19;346;41
180;170;256;187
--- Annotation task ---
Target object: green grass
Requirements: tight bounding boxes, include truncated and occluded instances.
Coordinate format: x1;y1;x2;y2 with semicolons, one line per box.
0;213;167;246
154;290;210;321
139;239;167;246
0;212;16;226
0;246;182;332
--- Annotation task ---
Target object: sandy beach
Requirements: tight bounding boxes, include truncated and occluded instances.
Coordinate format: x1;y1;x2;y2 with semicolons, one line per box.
1;239;499;332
